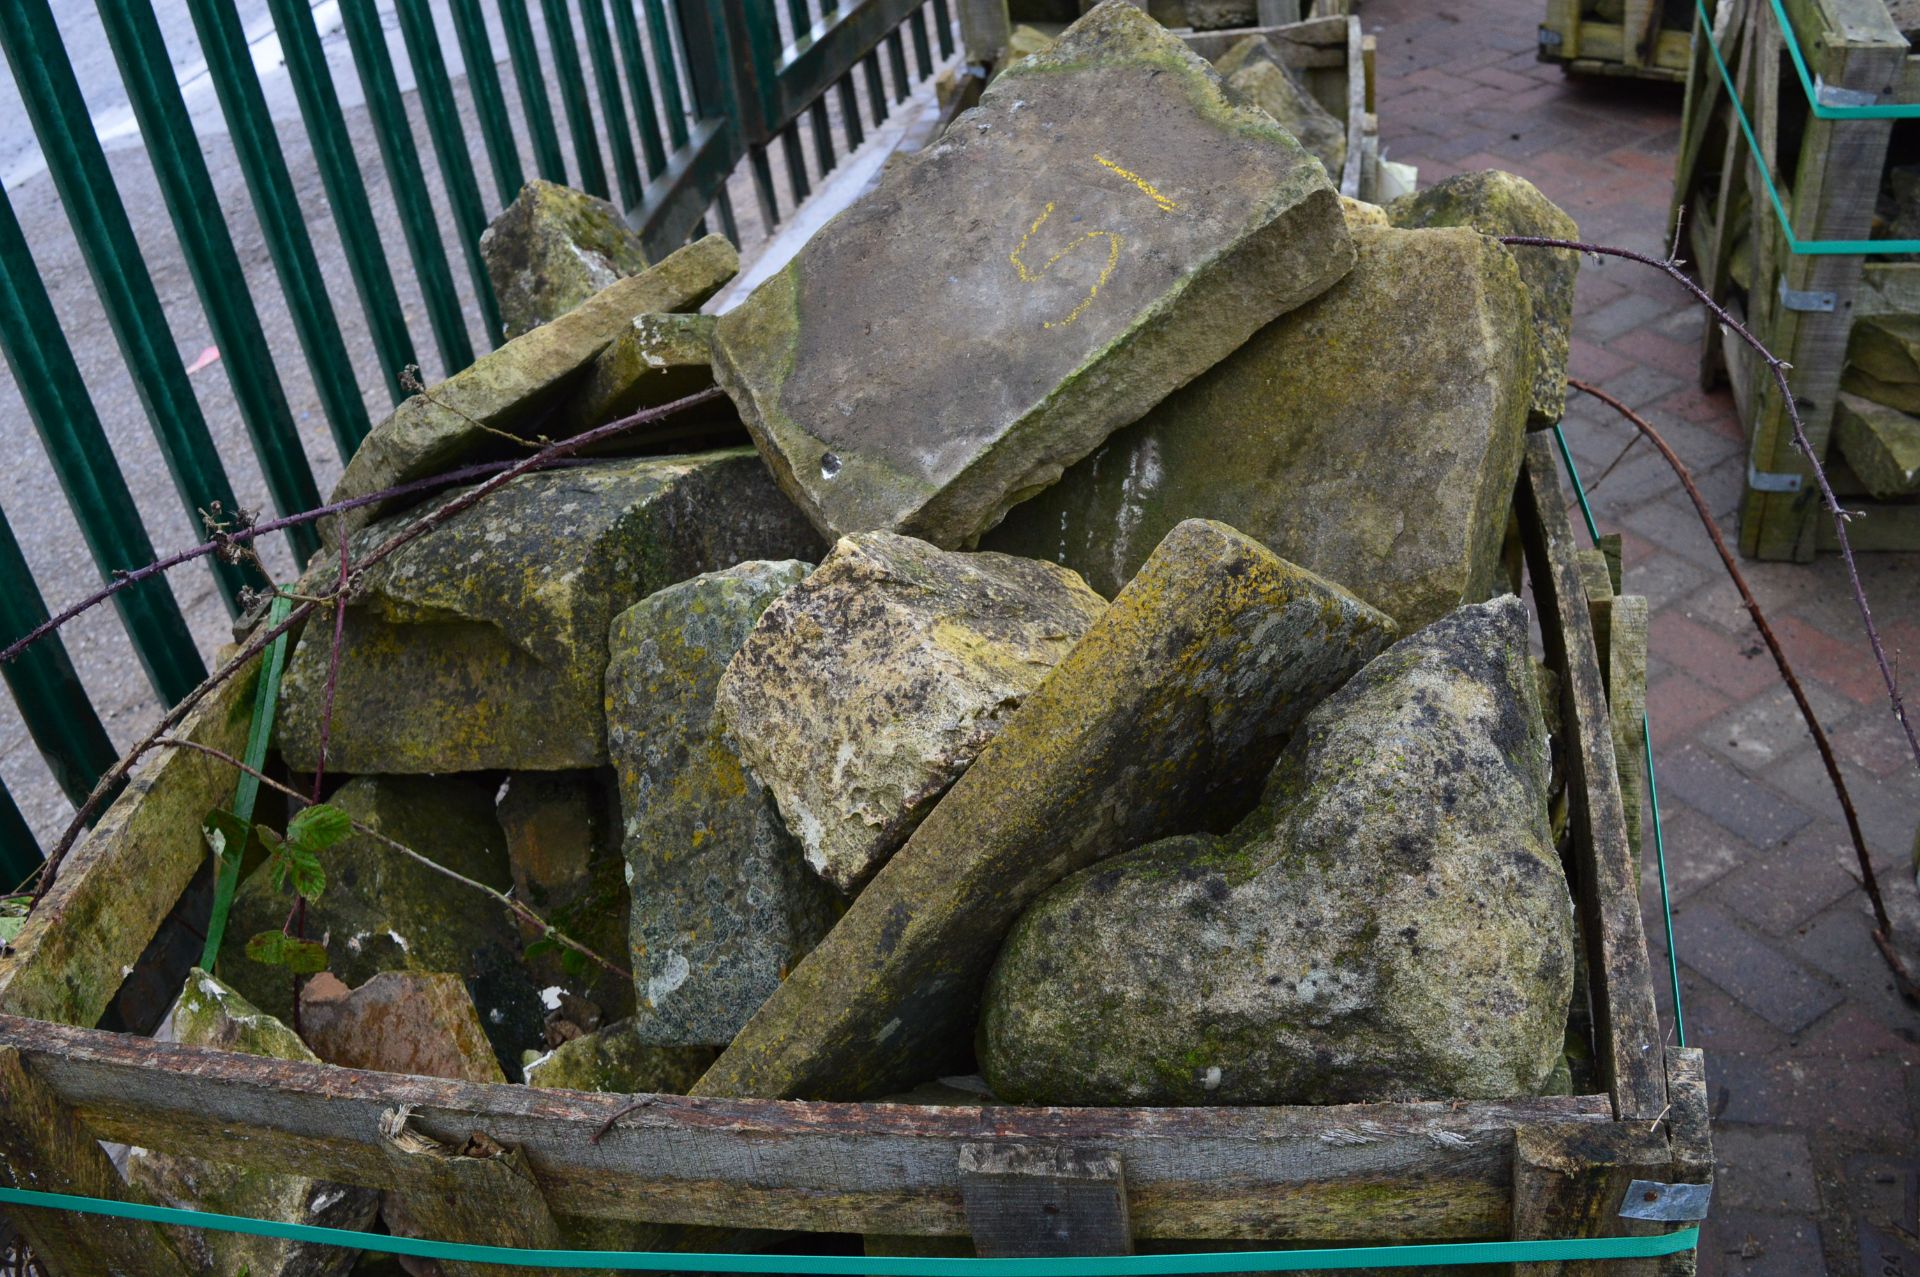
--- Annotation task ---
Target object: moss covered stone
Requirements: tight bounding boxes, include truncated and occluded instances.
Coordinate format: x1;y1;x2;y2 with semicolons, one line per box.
711;1;1353;548
560;312;730;439
327;235;737;543
715;534;1107;893
279;450;823;774
1835;392;1920;497
480;179;653;338
984;225;1532;630
125;971;378;1277
1386;171;1577;427
692;520;1395;1102
523;1017;715;1091
979;597;1573;1106
1226;60;1346;183
498;772;634;1019
218;774;544;1072
608;560;842;1045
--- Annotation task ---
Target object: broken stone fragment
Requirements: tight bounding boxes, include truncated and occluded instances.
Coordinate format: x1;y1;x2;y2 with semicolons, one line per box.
498;772;634;1020
1340;195;1391;229
716;534;1107;894
480;179;653;338
979;596;1574;1105
1847;315;1920;390
607;560;841;1045
711;1;1353;548
327;234;738;542
693;520;1396;1102
301;970;507;1083
278;450;824;774
1185;0;1256;27
1226;60;1347;184
125;970;378;1277
985;225;1532;630
1387;170;1578;426
1835;392;1920;498
1004;24;1058;63
219;774;543;1071
559;312;729;439
523;1017;715;1092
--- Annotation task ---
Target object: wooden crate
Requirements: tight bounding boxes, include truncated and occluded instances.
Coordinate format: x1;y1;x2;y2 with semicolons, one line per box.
1670;0;1920;559
0;436;1707;1274
1538;0;1696;81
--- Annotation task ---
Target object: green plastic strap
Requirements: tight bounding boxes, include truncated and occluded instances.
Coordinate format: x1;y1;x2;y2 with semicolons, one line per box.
1697;0;1920;254
0;1188;1696;1272
198;592;293;971
1765;0;1918;119
1550;424;1686;1049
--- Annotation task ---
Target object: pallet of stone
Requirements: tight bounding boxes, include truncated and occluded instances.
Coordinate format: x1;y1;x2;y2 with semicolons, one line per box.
1669;0;1920;559
1537;0;1696;81
0;434;1703;1275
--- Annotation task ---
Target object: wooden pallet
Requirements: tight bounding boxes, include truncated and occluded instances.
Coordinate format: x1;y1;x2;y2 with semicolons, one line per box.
0;438;1705;1274
1538;0;1695;81
1671;0;1920;559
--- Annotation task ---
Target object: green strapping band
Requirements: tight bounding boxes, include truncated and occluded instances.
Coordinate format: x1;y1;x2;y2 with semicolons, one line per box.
1697;0;1920;254
1765;0;1919;120
0;1189;1697;1273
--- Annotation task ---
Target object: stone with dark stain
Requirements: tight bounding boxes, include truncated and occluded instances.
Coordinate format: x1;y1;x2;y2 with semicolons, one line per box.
979;597;1573;1105
710;1;1353;548
692;519;1394;1102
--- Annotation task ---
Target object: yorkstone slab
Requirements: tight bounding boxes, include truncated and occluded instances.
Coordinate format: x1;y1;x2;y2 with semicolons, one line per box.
1834;392;1920;497
715;534;1106;893
1226;59;1346;182
1387;170;1578;426
524;1018;715;1092
278;450;822;774
711;0;1352;548
608;560;840;1045
328;235;737;542
559;312;730;439
980;597;1575;1106
985;225;1531;629
692;519;1395;1102
480;179;652;338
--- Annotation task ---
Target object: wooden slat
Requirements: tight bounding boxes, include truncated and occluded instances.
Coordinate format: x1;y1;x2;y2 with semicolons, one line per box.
0;1048;196;1277
0;1013;1613;1242
1510;1123;1675;1277
1518;436;1667;1122
1543;0;1583;58
1621;0;1661;66
1608;597;1651;877
958;1144;1131;1257
1339;15;1364;197
0;649;262;1028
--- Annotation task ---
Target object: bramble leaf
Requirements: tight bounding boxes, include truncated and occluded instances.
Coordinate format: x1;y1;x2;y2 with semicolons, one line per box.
245;930;329;974
287;803;351;852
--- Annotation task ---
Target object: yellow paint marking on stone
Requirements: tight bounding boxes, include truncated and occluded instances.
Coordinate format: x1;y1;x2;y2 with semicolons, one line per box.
1093;154;1177;212
1009;202;1123;330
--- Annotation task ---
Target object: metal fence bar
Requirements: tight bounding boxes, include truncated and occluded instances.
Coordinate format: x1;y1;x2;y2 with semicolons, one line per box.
644;0;695;149
540;0;612;199
909;9;935;78
395;0;506;350
502;0;571;183
887;30;912;102
181;0;375;459
339;0;476;378
609;0;671;178
0;185;207;707
0;0;255;617
96;0;324;566
450;0;529;207
932;0;955;58
579;0;644;209
863;47;890;121
1;777;38;888
0;506;116;815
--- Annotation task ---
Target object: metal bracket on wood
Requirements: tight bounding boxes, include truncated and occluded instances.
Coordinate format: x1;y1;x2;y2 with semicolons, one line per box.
1814;75;1880;108
1748;459;1803;493
1619;1179;1713;1221
1777;276;1837;313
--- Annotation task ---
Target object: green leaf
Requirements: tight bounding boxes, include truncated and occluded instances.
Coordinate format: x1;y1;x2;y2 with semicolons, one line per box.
0;895;29;948
245;930;329;974
560;947;590;979
285;843;326;902
202;808;250;869
0;916;22;947
523;936;560;961
287;803;351;852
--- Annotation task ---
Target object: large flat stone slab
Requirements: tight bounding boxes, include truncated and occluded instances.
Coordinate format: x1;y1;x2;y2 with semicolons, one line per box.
983;225;1532;630
715;534;1106;893
979;597;1574;1105
328;234;738;543
710;0;1352;549
278;450;823;774
1835;392;1920;498
691;519;1395;1101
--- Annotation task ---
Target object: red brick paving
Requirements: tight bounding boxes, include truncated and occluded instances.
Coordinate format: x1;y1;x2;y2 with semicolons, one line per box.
1361;2;1920;1271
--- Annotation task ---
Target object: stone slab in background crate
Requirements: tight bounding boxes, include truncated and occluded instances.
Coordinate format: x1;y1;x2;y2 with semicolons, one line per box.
1670;0;1920;559
0;439;1702;1273
1538;0;1697;81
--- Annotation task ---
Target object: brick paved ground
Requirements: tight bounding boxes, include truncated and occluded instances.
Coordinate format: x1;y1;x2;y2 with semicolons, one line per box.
1359;3;1920;1272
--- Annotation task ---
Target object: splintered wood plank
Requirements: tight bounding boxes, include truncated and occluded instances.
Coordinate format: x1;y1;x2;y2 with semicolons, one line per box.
959;1143;1131;1257
1511;1123;1676;1277
1518;437;1667;1122
0;1048;195;1277
0;1013;1614;1242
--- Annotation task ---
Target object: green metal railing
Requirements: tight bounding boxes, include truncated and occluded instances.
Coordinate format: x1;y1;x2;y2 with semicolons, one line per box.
0;0;963;880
